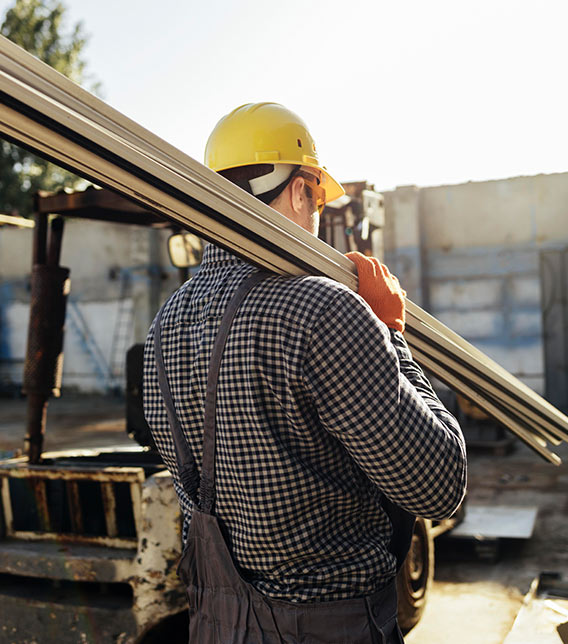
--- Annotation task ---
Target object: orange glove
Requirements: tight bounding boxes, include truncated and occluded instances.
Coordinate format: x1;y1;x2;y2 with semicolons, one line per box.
346;252;406;333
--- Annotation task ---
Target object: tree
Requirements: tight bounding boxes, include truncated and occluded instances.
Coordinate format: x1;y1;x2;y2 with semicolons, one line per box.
0;0;100;216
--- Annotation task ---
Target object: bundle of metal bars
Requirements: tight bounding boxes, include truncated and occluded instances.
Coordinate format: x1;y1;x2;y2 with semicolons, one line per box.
1;36;567;464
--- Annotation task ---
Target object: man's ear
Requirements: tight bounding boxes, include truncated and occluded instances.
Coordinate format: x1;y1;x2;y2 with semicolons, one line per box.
290;176;306;214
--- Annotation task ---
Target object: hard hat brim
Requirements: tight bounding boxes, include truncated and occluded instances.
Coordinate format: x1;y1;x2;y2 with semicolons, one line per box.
318;168;345;204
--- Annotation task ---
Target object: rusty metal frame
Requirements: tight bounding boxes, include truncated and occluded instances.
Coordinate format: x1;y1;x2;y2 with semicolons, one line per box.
0;463;144;548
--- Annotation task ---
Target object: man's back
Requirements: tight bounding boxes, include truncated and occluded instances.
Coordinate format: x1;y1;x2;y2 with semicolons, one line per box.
144;244;466;603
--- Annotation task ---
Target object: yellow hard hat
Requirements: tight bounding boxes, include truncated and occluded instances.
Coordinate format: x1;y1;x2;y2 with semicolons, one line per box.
205;102;345;204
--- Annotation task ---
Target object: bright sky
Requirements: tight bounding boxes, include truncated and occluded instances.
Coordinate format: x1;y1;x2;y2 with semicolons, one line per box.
2;0;567;191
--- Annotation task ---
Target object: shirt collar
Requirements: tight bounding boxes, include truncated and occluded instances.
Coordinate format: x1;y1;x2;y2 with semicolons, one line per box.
201;243;247;267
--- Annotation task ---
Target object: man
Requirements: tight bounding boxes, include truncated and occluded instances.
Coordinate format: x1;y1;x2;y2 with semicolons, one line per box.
143;102;467;643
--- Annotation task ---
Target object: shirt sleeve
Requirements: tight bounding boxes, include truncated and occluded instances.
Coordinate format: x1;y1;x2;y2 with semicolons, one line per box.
303;288;467;520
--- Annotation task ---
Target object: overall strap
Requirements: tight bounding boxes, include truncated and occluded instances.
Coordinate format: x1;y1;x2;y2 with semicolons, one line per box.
200;271;270;514
154;304;200;504
381;495;416;572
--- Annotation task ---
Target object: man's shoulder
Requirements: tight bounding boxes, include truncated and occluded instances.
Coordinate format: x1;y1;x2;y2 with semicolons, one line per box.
258;273;361;322
275;273;353;297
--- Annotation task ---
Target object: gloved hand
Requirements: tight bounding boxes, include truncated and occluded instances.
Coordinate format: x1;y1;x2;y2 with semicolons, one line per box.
346;251;406;333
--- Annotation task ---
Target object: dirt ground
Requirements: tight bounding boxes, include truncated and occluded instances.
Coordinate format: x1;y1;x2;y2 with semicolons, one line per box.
1;394;568;643
0;395;131;456
408;440;568;644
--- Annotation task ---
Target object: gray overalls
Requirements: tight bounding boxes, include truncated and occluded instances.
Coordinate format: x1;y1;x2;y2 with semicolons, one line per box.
155;271;407;644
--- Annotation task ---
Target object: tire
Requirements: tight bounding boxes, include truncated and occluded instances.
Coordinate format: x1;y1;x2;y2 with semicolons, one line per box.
396;517;434;633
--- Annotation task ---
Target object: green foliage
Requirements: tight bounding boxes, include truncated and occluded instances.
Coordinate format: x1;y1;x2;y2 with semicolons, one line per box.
1;0;99;216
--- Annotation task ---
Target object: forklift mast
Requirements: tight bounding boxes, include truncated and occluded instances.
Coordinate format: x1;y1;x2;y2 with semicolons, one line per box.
319;181;385;259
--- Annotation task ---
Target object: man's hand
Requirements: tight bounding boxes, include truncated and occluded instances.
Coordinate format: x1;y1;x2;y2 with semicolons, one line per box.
346;252;406;333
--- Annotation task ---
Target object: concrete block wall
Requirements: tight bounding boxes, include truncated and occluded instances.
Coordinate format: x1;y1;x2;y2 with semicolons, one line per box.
383;185;425;306
383;172;568;396
427;247;544;393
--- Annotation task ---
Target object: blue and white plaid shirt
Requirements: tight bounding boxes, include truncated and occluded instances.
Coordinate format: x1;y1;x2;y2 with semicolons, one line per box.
143;244;466;602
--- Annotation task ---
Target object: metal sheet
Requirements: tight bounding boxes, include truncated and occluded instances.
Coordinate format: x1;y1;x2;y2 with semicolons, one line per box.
450;505;538;539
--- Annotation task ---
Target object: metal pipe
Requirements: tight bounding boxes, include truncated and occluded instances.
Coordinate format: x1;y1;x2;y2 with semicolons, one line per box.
25;209;50;463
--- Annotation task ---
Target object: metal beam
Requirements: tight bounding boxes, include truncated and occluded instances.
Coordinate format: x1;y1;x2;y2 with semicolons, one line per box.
1;35;568;462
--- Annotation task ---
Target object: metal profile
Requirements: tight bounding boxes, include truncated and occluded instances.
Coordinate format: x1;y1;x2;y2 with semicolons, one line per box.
130;481;143;537
407;301;568;434
1;477;13;534
0;213;35;227
0;37;353;285
6;530;138;549
31;478;50;531
406;328;568;442
1;36;568;462
101;482;118;538
408;342;561;465
66;480;84;533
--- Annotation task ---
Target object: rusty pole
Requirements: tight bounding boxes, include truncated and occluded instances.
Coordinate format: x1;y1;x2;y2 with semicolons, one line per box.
24;210;48;463
23;215;68;463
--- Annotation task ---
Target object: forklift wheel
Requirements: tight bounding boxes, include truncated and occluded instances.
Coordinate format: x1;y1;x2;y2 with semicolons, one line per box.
396;517;434;633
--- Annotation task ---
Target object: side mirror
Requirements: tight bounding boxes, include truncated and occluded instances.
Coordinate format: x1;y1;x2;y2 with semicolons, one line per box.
168;232;203;268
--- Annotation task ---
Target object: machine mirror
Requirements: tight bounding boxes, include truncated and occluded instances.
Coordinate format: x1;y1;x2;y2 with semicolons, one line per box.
168;232;203;268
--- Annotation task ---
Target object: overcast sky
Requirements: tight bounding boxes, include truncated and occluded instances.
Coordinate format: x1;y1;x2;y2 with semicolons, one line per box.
2;0;567;191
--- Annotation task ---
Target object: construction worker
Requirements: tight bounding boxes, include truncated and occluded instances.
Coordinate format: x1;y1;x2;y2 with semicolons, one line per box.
143;102;467;643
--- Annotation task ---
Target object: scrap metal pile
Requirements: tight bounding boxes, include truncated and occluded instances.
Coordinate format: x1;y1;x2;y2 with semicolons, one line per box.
1;36;567;463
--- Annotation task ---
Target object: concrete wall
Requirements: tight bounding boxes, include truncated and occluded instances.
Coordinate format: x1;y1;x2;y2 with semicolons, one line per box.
384;172;568;396
0;219;181;394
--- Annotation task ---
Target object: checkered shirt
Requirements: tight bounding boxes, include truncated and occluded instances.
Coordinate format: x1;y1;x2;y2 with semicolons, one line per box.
143;244;466;602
